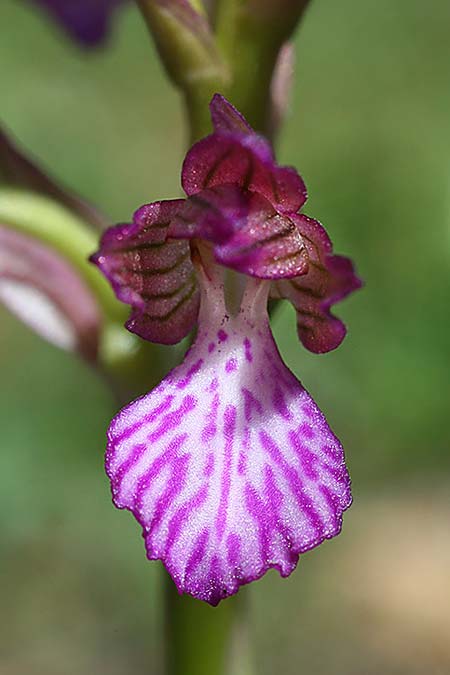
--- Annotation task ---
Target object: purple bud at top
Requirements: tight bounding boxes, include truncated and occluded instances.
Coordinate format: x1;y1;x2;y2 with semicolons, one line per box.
27;0;127;47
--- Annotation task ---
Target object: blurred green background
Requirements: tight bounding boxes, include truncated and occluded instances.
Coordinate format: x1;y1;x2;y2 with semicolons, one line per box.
1;1;449;673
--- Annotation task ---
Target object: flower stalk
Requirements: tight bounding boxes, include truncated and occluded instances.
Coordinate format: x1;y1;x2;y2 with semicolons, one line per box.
165;577;253;675
93;92;359;672
93;0;356;675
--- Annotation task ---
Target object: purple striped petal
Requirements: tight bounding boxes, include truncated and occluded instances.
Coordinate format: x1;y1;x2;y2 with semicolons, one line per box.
182;95;307;214
106;311;351;605
170;186;308;279
27;0;126;46
91;200;200;345
0;224;100;360
272;215;362;353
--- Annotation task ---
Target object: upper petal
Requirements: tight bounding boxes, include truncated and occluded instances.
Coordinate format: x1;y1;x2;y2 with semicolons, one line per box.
105;311;351;605
170;185;308;279
209;94;253;134
181;96;307;214
272;215;362;353
91;200;200;345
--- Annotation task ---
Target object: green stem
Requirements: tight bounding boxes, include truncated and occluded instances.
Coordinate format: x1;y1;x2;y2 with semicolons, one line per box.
214;10;279;135
164;576;253;675
136;0;229;143
214;0;311;137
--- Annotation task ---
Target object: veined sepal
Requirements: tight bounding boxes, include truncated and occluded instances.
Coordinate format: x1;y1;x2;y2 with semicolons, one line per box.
0;188;167;374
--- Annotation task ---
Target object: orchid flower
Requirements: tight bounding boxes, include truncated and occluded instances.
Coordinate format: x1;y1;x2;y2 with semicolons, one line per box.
27;0;127;46
92;94;361;605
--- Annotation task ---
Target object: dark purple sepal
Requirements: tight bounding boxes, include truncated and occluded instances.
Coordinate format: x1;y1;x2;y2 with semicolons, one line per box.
0;224;100;361
91;200;200;345
182;95;307;215
27;0;126;47
272;215;362;353
170;185;308;279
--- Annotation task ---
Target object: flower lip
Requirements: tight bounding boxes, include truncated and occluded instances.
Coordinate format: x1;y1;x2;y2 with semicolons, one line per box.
106;286;352;605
